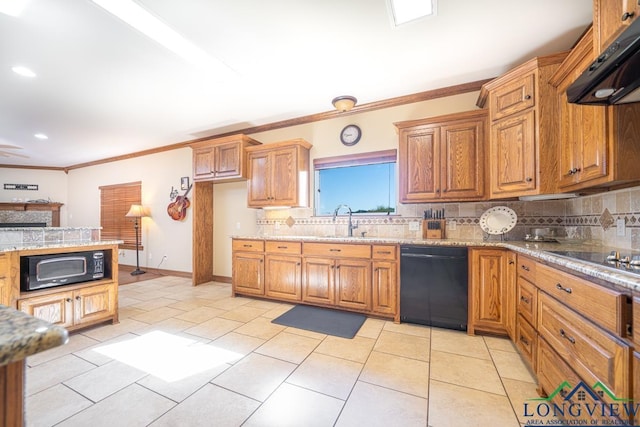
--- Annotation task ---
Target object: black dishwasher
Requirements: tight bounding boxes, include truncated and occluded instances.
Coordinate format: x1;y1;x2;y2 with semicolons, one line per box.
400;245;468;331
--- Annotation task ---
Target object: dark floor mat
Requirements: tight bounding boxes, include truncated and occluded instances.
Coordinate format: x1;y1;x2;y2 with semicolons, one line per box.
271;305;366;339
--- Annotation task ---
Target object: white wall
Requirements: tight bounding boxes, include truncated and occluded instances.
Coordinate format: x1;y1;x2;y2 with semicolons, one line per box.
66;148;193;272
0;169;69;224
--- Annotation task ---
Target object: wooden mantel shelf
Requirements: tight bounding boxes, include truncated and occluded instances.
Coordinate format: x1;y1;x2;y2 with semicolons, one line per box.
0;202;63;227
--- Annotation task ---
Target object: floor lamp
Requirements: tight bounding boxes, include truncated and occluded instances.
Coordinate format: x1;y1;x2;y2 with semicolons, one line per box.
125;204;148;276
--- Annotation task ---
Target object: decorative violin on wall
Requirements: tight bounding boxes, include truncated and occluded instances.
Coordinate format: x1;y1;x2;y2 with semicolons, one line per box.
167;183;192;221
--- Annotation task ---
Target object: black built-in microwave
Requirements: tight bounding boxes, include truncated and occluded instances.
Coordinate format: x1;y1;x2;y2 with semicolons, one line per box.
20;250;111;291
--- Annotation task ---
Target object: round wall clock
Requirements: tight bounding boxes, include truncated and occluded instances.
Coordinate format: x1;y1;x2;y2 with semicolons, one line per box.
340;124;362;146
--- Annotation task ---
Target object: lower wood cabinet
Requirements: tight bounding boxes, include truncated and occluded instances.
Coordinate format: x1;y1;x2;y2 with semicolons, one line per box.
634;352;640;406
468;248;511;335
18;282;117;331
232;238;398;320
0;253;8;307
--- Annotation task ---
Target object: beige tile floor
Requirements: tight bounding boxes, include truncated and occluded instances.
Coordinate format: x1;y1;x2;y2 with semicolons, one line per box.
25;276;539;427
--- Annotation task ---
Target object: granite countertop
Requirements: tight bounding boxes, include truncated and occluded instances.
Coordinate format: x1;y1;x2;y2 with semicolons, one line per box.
232;235;640;292
0;305;68;366
0;240;123;253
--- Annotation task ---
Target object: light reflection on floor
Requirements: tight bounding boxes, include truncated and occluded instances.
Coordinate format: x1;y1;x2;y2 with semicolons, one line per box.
93;330;243;382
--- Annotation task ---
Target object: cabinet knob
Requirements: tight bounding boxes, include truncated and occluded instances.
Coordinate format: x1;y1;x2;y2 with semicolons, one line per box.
524;94;531;100
66;298;72;303
525;177;533;182
568;168;574;175
519;335;529;346
435;189;440;193
520;295;530;304
75;296;81;301
622;11;635;21
521;265;530;271
508;259;515;265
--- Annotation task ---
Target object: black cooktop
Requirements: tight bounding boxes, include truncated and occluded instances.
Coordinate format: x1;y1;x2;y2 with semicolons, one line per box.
547;250;640;276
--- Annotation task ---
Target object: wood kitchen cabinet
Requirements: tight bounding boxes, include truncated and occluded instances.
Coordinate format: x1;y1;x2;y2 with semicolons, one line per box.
593;0;640;54
0;254;8;306
246;139;311;208
18;282;117;331
371;245;398;317
468;248;511;335
550;27;640;191
231;239;264;296
264;241;301;302
191;134;261;182
395;109;486;202
504;251;517;341
477;52;568;198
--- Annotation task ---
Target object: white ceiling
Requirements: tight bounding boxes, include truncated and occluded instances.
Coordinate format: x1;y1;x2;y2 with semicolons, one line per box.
0;0;592;168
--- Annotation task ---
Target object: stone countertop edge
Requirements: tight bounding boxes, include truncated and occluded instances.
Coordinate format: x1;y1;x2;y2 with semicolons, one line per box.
231;235;640;292
0;240;124;252
0;305;69;367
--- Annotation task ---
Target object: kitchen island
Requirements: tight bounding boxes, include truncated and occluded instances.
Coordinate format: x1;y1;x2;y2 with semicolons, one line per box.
0;304;68;426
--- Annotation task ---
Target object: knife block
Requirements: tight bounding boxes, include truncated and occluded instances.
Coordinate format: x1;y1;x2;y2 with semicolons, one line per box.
423;219;446;239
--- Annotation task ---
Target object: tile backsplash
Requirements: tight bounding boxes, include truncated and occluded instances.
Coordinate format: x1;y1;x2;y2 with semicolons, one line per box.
256;185;640;250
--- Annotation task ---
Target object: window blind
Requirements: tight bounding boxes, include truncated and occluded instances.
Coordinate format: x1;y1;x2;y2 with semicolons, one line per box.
99;181;141;250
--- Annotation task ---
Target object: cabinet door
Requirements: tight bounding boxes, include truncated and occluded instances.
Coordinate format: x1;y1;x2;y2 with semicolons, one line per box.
214;141;242;179
469;249;507;335
193;146;215;181
634;352;640;407
489;73;535;121
594;0;640;53
247;151;271;207
574;105;608;185
372;260;397;316
74;283;116;325
270;147;298;206
399;126;439;202
335;259;371;311
232;252;265;295
0;254;8;306
265;254;302;301
18;291;74;328
440;119;485;199
302;257;335;305
504;251;517;340
491;110;536;196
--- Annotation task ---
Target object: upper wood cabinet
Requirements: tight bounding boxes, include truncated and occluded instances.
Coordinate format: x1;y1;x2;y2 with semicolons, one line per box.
550;28;640;191
395;109;487;202
191;134;261;182
246;139;312;208
593;0;640;54
477;52;568;198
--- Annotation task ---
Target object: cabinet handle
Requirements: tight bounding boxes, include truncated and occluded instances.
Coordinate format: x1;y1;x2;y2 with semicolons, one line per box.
622;11;635;21
559;389;568;398
376;251;392;255
277;246;288;249
520;295;530;304
519;335;529;346
66;298;72;303
555;283;572;294
525;177;533;182
296;262;301;266
329;249;341;252
559;328;576;344
436;189;440;193
524;94;531;100
521;265;530;271
508;259;515;265
243;244;252;248
75;296;81;301
336;265;340;269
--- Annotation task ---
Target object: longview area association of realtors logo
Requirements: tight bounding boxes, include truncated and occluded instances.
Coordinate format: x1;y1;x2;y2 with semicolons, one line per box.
523;380;638;426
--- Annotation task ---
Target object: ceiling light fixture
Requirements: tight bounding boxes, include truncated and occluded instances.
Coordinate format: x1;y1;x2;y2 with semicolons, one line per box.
12;66;36;77
388;0;436;26
332;96;357;112
90;0;234;76
34;133;48;140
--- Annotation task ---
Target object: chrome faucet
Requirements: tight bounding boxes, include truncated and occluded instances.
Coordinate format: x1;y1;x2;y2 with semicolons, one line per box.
333;204;358;237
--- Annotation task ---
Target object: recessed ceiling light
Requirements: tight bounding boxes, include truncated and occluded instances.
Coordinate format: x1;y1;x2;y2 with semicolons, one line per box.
12;66;36;77
0;0;30;17
34;133;48;140
90;0;235;76
388;0;436;26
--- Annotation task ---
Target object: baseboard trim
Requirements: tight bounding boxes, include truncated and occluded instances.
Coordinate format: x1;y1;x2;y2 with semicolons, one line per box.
212;275;232;284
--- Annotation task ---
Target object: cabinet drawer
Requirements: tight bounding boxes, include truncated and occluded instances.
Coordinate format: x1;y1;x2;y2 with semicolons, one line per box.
489;73;535;121
517;276;537;327
537;263;624;334
303;243;371;259
232;239;264;252
372;245;397;260
538;292;631;401
537;338;601;425
516;255;536;283
265;241;301;255
515;314;537;372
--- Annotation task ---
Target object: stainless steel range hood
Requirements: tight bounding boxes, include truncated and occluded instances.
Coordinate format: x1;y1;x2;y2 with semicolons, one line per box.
567;18;640;105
